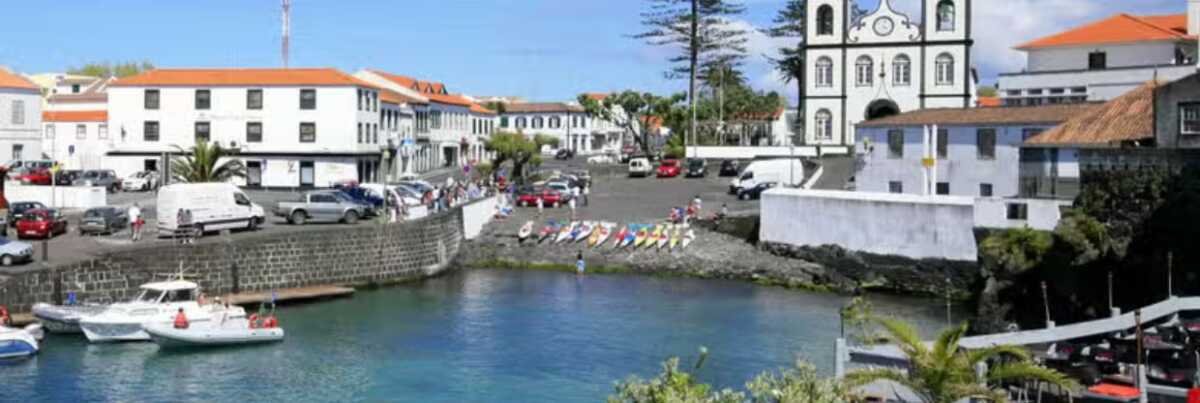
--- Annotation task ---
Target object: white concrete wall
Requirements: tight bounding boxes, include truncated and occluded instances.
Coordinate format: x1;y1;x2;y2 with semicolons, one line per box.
760;189;979;261
0;89;44;163
460;195;497;240
5;183;107;209
1027;42;1180;72
974;197;1068;231
999;64;1193;102
690;146;850;160
42;120;111;169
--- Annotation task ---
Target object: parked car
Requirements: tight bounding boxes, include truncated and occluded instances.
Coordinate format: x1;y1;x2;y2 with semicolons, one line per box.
55;169;82;186
568;170;592;187
8;201;46;227
16;209;69;239
334;183;384;215
545;181;572;195
737;181;779;200
274;190;370;225
4;159;54;176
0;237;33;266
656;159;682;178
73;169;121;192
685;159;707;178
121;171;160;192
718;160;740;177
158;183;266;236
78;207;129;235
628;157;652;178
516;187;567;208
359;183;422;207
555;149;575;160
14;169;52;185
728;159;805;193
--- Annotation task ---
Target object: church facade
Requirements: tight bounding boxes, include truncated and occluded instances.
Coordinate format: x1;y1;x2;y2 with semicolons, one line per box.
802;0;975;146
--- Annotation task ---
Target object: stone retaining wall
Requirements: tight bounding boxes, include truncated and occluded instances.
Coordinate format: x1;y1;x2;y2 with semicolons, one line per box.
0;202;475;312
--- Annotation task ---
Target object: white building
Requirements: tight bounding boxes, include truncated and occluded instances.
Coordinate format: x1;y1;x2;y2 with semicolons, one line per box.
105;68;384;188
25;73;107;108
998;3;1200;105
0;69;43;164
802;0;975;146
496;100;622;155
41;76;112;169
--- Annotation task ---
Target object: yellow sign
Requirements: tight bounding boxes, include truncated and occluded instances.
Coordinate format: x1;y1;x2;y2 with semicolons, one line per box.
50;163;61;174
921;157;936;168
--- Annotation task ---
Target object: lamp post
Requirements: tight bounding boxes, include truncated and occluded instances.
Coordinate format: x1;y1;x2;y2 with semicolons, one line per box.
1041;281;1053;328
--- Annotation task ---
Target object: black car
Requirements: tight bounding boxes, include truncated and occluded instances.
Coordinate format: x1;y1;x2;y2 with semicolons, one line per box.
55;170;82;186
719;160;740;177
8;201;47;227
737;181;778;200
555;149;575;160
685;159;707;178
78;206;129;235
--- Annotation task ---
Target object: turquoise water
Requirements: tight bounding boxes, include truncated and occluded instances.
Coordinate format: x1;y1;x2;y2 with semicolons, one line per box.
3;269;956;402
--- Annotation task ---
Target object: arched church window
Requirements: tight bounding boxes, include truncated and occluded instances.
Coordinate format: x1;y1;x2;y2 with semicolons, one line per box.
816;57;833;87
815;109;833;141
855;56;873;87
936;53;955;85
817;5;834;36
893;54;911;86
937;0;955;31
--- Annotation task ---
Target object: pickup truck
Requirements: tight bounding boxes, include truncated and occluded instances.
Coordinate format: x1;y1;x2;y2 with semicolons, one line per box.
274;190;370;225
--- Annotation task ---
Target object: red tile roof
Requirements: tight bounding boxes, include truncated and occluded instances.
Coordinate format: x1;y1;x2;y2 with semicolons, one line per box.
366;70;470;106
43;110;107;122
0;69;37;91
469;103;496;115
582;93;609;101
1016;13;1194;50
111;68;379;89
379;89;425;105
1025;81;1157;147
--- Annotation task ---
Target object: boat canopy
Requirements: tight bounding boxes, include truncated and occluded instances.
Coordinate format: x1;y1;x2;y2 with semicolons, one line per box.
140;280;199;292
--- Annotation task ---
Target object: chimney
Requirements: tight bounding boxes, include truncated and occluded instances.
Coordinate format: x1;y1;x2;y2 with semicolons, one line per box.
1190;0;1200;36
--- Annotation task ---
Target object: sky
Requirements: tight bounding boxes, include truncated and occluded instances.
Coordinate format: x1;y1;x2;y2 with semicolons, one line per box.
0;0;1185;104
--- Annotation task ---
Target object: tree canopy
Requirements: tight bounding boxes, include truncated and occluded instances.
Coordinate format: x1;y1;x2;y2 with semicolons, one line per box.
170;141;246;183
484;131;558;182
580;91;686;156
67;61;155;78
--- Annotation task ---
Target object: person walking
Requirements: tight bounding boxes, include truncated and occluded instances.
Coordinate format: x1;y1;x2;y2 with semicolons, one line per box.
582;183;590;207
568;192;577;220
128;203;142;241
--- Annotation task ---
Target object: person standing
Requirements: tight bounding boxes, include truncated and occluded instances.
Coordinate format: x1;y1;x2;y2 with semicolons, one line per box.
536;193;544;216
582;183;590;206
128;203;142;241
568;192;577;220
576;251;586;275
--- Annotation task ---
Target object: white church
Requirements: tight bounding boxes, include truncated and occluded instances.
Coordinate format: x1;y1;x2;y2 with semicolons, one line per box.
802;0;976;146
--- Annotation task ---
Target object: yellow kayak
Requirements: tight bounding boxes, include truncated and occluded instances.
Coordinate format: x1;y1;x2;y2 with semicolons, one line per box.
645;225;663;249
634;226;649;247
669;227;681;249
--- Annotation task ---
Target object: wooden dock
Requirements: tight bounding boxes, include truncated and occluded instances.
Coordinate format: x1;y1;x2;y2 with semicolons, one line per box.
9;313;35;327
221;285;355;306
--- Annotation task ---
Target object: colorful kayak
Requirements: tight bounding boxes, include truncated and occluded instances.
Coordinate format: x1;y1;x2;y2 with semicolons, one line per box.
645;225;662;249
612;226;629;248
590;224;609;247
634;226;649;247
669;227;681;249
681;229;696;248
538;221;559;243
656;225;672;249
556;222;577;243
517;221;534;241
574;222;594;243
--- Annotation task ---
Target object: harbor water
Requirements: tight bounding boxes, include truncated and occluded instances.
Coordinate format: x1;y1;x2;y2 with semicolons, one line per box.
3;269;958;402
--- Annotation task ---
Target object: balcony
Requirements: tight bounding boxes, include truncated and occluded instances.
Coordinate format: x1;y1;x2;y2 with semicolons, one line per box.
998;64;1195;102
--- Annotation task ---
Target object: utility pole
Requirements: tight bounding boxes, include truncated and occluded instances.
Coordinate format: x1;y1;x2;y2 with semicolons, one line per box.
688;0;698;160
1167;250;1174;298
281;0;291;69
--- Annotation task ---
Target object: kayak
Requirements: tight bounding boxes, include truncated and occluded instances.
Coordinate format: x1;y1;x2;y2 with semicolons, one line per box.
633;226;649;248
612;226;629;248
645;225;662;249
681;229;696;249
144;319;284;349
574;222;594;243
590;224;609;247
517;221;534;242
669;227;681;250
656;225;671;249
556;222;577;243
538;221;559;243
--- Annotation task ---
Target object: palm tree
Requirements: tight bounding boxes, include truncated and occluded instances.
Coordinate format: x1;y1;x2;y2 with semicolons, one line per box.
170;141;247;183
844;317;1077;403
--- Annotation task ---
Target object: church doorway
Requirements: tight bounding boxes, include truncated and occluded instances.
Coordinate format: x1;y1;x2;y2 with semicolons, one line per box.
865;99;901;121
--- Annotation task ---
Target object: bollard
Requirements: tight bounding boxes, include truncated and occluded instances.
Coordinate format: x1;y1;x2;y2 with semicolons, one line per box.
41;240;48;262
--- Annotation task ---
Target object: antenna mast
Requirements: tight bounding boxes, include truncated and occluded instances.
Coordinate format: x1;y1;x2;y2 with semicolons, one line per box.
282;0;291;68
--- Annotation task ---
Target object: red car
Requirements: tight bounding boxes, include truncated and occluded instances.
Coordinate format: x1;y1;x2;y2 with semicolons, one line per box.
16;209;68;239
516;188;567;208
13;169;52;186
656;159;682;178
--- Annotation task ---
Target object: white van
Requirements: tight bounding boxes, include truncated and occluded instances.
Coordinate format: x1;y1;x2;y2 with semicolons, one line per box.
729;159;805;194
156;183;265;236
628;157;652;177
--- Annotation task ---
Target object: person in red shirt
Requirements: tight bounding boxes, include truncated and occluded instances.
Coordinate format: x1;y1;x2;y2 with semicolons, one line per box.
173;308;189;329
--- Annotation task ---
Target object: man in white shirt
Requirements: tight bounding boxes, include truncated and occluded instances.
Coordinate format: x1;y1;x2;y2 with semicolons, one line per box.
128;203;142;241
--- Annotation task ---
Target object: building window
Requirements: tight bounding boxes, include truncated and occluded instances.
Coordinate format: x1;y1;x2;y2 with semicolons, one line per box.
979;183;993;197
99;124;108;139
1006;203;1029;220
855;56;873;87
500;117;509;128
247;122;263;143
195;121;211;143
549;116;562;129
815;57;833;87
144;121;160;142
893;55;911;86
516;117;527;129
1180;103;1200;135
299;161;315;187
358;123;363;143
976;128;996;160
817;5;834;36
936;54;955;85
1022;128;1044;141
44;125;54;139
76;124;87;140
10;100;23;124
937;128;948;159
888;181;903;194
195;89;211;110
144;89;160;110
300;122;316;143
937;0;955;31
71;84;80;93
247;89;263;110
373;123;378;144
11;145;22;161
936;182;950;195
533;117;545;129
815;109;833;141
1088;51;1107;70
300;89;316;110
887;130;903;159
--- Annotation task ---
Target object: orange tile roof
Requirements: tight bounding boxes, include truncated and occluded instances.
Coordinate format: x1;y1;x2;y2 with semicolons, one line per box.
379;89;425;105
111;68;380;89
43;110;107;122
368;69;448;95
582;93;609;101
1025;81;1157;147
977;96;1001;107
469;103;496;115
1016;13;1194;50
0;69;37;91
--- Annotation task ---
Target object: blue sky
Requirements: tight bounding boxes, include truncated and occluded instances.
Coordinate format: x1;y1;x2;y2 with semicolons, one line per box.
0;0;1186;104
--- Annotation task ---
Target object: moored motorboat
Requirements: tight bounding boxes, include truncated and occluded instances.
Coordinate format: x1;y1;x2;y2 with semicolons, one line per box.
32;302;107;334
144;317;284;349
517;221;534;242
79;280;246;343
0;324;42;359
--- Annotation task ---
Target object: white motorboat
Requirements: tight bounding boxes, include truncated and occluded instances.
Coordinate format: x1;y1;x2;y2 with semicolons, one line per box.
32;302;107;334
0;323;43;359
144;317;284;348
79;280;245;343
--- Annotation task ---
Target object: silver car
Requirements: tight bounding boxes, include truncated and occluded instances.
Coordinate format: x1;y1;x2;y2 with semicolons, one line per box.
0;237;34;266
274;190;370;225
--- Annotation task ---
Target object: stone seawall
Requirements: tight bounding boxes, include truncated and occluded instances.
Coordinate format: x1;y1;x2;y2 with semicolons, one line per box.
0;204;471;312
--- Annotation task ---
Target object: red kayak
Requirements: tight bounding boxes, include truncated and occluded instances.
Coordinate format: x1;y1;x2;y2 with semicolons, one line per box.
612;226;630;248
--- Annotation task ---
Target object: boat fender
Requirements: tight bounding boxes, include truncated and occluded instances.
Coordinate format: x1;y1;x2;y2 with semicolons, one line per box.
248;313;260;329
263;316;278;329
0;305;9;326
